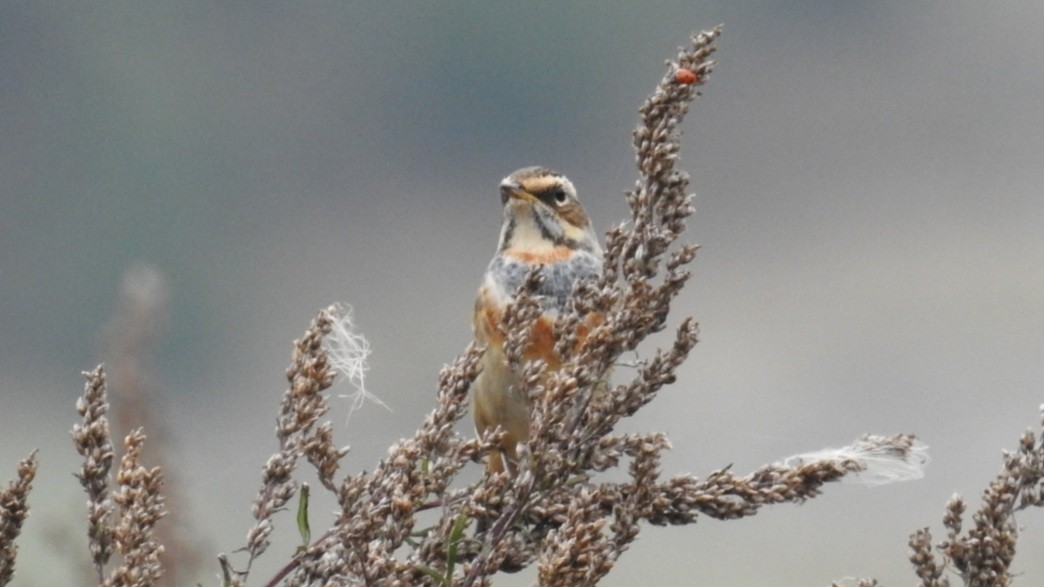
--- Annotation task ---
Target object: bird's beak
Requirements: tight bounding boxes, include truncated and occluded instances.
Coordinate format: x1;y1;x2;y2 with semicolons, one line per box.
500;181;539;206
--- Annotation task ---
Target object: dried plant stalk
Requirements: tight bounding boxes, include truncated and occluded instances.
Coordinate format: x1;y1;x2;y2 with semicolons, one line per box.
223;306;345;585
106;429;167;587
72;366;170;587
0;451;38;586
909;405;1044;587
73;365;117;582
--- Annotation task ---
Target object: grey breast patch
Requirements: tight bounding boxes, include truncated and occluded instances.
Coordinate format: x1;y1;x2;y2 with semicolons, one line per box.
488;252;601;314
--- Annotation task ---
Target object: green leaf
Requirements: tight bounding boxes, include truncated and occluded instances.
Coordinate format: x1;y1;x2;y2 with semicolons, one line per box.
445;512;470;581
296;483;311;551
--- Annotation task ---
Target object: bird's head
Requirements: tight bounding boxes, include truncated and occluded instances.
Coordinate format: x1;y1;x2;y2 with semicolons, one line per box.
496;166;600;257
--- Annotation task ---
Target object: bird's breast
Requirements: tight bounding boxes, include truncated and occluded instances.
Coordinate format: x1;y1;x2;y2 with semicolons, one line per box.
484;249;601;314
474;249;603;369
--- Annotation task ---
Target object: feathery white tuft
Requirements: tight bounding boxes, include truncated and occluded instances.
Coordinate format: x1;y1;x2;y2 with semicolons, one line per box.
783;435;930;487
830;578;875;586
322;304;390;419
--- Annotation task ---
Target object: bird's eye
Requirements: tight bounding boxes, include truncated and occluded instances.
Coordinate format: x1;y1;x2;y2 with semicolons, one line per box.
552;189;568;205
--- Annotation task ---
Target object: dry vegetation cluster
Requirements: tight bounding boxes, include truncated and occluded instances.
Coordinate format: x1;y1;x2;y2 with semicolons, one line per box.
2;26;1043;587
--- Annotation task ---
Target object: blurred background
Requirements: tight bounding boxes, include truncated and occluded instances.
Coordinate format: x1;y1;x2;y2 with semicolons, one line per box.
3;1;1044;584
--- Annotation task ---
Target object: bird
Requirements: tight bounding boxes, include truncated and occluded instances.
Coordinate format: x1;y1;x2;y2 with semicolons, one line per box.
472;166;603;474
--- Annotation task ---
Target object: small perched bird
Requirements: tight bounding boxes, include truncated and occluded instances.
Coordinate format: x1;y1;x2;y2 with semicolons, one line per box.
472;166;603;474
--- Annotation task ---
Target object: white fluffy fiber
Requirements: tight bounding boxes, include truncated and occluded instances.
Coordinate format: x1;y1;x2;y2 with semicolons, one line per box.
322;304;390;419
782;436;930;487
